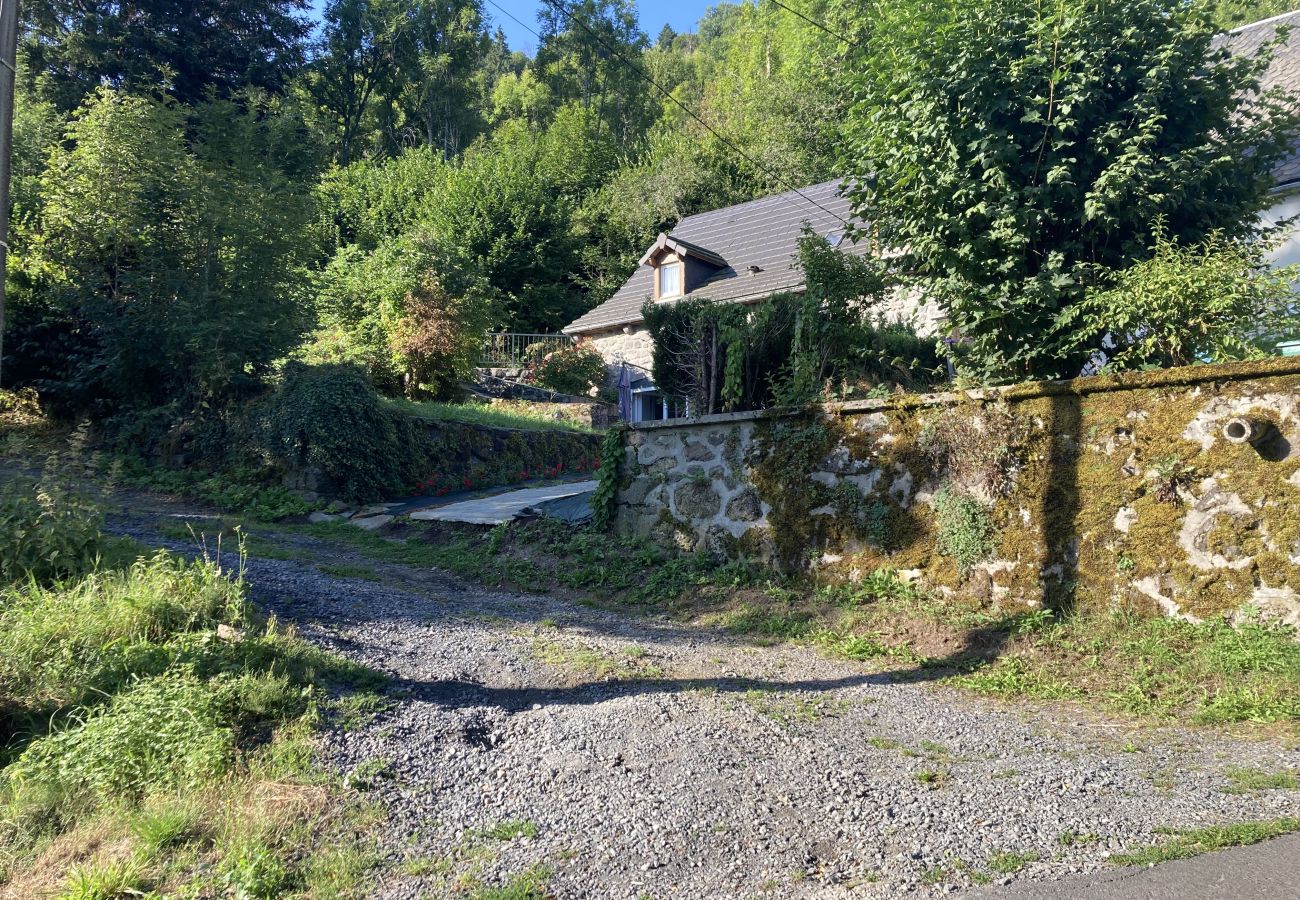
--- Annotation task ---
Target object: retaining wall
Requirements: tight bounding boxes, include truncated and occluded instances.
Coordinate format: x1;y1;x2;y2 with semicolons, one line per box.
616;358;1300;627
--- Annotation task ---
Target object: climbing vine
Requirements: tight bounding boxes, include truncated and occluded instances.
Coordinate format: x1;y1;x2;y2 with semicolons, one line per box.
592;427;625;532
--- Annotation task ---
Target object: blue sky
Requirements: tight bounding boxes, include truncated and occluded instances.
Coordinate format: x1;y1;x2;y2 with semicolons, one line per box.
308;1;716;55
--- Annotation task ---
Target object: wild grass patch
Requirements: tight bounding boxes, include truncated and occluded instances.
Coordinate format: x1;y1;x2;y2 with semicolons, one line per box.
1222;767;1300;794
0;478;384;896
740;690;850;727
955;612;1300;725
475;820;540;842
986;850;1038;874
1112;818;1300;866
531;638;664;681
319;562;381;581
386;397;594;433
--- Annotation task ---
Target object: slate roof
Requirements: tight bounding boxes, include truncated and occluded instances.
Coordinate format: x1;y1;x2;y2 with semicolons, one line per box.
564;179;869;335
567;12;1300;336
1214;10;1300;187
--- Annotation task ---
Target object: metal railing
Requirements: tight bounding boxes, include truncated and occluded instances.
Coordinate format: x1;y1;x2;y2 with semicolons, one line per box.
479;332;575;368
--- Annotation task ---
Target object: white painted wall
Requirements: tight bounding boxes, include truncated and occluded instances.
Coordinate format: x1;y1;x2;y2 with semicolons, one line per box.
1265;191;1300;268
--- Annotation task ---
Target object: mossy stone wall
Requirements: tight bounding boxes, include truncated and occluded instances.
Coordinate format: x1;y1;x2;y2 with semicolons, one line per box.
287;420;603;501
616;358;1300;627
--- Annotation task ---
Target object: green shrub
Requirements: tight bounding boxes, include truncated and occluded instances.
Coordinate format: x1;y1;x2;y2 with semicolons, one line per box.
0;553;244;719
526;342;608;396
255;362;429;502
5;670;234;807
0;474;104;585
932;487;995;574
1060;226;1299;371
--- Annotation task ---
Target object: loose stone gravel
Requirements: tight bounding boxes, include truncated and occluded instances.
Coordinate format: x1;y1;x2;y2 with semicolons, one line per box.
108;513;1300;899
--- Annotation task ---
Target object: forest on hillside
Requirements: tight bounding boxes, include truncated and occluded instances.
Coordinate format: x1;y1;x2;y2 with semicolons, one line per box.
3;0;870;412
1;0;1294;424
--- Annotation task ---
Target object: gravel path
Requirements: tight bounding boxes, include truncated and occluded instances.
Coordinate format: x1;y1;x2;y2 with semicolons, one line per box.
108;513;1300;899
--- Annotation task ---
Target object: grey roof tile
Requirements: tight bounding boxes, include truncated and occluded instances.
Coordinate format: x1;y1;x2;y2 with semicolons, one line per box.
568;14;1300;335
1215;11;1300;186
565;179;869;334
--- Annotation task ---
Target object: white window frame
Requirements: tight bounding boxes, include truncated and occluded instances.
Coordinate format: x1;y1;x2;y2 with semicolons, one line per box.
657;261;683;299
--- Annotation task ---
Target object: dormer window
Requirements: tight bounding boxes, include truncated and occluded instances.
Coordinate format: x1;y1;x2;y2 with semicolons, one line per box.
639;232;727;302
657;262;683;299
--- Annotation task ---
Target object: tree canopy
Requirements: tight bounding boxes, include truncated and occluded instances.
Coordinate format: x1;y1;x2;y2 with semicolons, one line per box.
23;0;313;109
3;0;1297;419
841;0;1300;381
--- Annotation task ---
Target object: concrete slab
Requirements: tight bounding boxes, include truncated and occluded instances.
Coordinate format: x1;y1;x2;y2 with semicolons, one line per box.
408;480;599;526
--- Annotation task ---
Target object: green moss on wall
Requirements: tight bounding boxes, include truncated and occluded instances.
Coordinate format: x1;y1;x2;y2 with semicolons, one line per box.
731;367;1300;620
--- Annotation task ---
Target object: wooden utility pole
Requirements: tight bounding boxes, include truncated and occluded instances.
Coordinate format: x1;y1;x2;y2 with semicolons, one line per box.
0;0;18;388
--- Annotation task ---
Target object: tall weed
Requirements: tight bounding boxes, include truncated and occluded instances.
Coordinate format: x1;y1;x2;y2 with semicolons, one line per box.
6;670;234;812
0;553;245;717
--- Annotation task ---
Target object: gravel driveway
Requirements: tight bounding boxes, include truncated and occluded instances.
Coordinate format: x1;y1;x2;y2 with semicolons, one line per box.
109;514;1300;899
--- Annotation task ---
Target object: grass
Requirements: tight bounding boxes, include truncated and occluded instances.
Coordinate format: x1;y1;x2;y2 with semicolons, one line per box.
1057;830;1101;847
385;397;595;433
1112;818;1300;866
532;637;664;681
986;850;1039;874
955;612;1300;725
470;865;552;899
1222;767;1300;794
0;479;385;897
475;820;540;842
319;562;381;581
273;516;753;606
915;768;949;788
289;520;544;588
920;865;950;886
741;690;850;727
113;454;316;520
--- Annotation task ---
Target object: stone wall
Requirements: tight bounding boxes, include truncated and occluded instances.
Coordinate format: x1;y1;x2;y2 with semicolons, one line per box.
286;419;603;502
616;358;1300;627
583;327;655;374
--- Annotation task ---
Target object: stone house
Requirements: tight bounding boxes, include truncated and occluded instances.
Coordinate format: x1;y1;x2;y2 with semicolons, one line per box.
561;180;945;422
565;11;1300;420
1223;11;1300;268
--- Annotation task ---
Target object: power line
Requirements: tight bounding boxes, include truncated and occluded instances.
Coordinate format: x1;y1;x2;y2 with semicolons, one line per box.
540;0;851;225
482;0;538;45
483;0;851;227
767;0;859;47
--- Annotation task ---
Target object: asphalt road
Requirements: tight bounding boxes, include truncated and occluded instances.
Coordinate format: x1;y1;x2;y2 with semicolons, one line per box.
963;834;1300;899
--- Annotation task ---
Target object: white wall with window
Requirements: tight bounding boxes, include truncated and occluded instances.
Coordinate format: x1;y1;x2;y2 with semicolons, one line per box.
631;385;684;422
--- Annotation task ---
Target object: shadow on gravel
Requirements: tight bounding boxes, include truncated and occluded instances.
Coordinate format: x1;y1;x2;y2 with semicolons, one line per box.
381;622;1015;714
383;672;896;713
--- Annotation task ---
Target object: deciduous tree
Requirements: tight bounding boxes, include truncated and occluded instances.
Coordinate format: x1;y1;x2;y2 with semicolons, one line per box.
841;0;1300;381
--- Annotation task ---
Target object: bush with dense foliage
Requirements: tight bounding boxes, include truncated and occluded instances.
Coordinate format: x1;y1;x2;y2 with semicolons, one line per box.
309;231;492;398
7;88;316;415
526;342;609;396
644;233;944;412
843;0;1300;381
254;362;429;502
1060;227;1299;370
